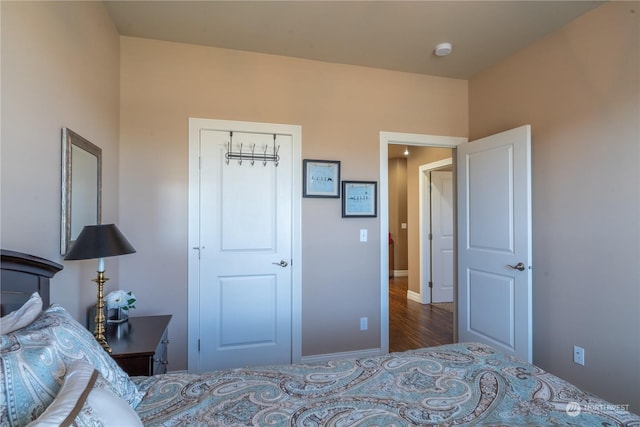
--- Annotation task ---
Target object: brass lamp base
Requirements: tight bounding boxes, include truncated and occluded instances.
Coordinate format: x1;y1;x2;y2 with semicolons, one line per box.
92;271;112;353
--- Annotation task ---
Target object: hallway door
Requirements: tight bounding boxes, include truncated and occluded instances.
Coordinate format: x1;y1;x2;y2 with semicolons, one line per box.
431;170;454;303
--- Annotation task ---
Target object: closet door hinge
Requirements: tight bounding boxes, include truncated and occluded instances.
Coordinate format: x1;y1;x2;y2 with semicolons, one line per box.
193;246;204;259
198;339;201;352
428;233;433;240
429;281;433;288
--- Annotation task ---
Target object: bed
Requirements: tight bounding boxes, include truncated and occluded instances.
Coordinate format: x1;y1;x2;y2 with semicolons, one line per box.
2;250;639;426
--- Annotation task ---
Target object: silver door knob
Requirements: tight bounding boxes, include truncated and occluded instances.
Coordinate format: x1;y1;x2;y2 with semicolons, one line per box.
272;260;288;267
506;262;526;271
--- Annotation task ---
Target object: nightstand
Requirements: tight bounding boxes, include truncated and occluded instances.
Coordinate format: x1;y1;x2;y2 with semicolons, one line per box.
105;315;172;376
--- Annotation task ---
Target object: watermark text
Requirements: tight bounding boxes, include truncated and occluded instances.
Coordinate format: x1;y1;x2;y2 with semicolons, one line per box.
565;402;630;417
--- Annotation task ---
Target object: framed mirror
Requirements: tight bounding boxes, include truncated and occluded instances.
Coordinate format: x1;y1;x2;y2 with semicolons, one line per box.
61;128;102;255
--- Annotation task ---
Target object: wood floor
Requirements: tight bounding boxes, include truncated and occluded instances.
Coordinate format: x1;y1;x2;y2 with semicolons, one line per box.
389;276;454;352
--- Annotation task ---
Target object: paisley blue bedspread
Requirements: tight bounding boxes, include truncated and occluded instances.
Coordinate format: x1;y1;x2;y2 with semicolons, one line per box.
133;343;639;426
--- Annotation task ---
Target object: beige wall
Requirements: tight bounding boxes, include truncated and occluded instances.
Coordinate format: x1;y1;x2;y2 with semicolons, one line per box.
118;36;468;368
388;158;408;272
469;2;639;412
0;1;121;321
6;2;636;412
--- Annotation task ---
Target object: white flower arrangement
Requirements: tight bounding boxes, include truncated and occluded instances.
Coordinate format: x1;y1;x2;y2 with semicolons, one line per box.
105;290;136;311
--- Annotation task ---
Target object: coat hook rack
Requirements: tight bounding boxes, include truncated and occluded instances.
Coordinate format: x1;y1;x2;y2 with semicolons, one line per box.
225;132;280;166
273;134;280;167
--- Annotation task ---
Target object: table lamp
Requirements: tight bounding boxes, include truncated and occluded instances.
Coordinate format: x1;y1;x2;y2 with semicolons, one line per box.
64;224;136;353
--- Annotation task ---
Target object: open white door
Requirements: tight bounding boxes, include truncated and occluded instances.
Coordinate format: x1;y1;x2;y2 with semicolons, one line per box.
457;125;532;362
431;170;454;303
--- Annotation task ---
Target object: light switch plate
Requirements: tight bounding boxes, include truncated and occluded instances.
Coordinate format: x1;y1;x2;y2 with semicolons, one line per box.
360;229;367;242
573;345;585;366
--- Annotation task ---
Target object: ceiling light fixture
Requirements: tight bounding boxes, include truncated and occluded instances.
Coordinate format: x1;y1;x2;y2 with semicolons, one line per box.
434;42;453;57
404;147;409;156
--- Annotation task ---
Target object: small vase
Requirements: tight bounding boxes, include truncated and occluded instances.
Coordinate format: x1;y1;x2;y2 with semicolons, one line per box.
107;307;129;324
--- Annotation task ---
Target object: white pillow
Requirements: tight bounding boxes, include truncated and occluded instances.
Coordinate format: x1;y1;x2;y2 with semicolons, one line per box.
0;292;42;334
27;361;143;427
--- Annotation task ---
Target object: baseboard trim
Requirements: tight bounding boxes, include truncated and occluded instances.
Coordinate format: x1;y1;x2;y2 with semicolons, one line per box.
392;270;408;277
301;348;382;364
407;290;422;303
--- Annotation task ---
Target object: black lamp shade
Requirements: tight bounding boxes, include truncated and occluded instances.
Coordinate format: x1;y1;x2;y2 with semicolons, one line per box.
64;224;136;260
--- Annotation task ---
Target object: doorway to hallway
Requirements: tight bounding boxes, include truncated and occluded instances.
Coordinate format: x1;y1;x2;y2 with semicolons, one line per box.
388;276;453;352
379;131;467;354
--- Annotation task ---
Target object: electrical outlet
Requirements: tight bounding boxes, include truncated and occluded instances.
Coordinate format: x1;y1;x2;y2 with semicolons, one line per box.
573;345;585;366
360;317;368;331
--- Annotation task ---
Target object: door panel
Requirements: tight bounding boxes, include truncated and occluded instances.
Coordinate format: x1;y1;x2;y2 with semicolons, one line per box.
458;125;532;362
198;129;293;371
219;276;277;347
468;269;514;347
468;146;514;252
220;162;276;250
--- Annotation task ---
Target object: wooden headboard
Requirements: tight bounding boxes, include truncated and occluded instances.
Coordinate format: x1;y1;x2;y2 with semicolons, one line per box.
1;249;63;316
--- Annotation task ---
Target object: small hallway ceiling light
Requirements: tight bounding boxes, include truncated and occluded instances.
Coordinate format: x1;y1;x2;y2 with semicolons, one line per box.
404;147;409;156
434;42;453;57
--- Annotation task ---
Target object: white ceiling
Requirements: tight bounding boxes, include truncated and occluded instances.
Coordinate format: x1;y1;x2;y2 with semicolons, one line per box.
104;0;603;80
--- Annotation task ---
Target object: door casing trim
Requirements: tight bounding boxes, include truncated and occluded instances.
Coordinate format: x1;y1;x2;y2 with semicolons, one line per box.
379;131;467;354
